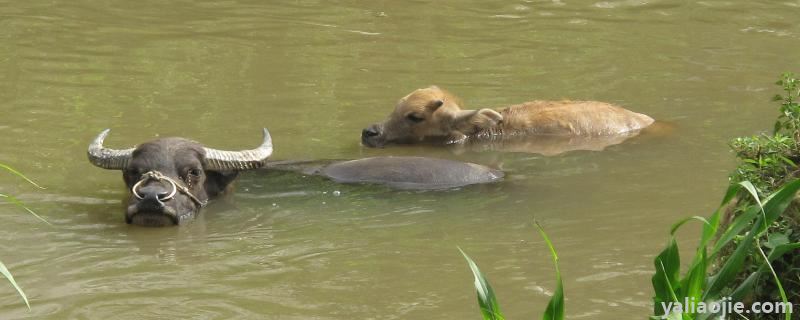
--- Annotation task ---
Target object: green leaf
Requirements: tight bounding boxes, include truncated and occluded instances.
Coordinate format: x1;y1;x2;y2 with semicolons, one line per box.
739;181;764;215
766;242;800;262
765;233;790;249
681;249;706;315
652;238;680;315
729;271;759;302
535;221;564;320
669;216;710;236
711;205;758;257
0;260;29;311
778;155;797;167
758;178;800;232
704;228;753;301
459;247;505;320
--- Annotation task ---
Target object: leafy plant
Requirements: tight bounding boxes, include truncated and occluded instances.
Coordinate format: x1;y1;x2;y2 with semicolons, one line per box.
718;73;800;319
730;73;800;197
729;133;798;196
0;163;47;310
773;72;800;141
460;221;564;320
651;180;799;320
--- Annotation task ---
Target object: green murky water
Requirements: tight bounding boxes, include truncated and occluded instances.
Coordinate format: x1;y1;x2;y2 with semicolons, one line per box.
1;1;798;319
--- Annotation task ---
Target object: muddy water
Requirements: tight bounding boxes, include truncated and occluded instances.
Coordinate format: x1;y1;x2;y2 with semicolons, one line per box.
0;1;798;319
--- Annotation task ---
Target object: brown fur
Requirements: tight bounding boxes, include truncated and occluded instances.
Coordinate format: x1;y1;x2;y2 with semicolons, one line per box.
361;86;656;150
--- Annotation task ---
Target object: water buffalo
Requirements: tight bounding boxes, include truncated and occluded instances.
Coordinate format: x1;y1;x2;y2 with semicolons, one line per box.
268;156;504;189
87;128;273;227
361;86;658;155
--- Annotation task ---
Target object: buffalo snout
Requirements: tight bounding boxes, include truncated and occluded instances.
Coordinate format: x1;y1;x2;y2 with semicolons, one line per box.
126;180;181;227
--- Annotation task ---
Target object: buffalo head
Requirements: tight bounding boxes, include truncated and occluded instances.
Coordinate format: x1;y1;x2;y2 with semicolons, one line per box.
87;129;273;227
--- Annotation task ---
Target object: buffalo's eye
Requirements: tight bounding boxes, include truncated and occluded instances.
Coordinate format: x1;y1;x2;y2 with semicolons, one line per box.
187;168;202;178
406;113;425;123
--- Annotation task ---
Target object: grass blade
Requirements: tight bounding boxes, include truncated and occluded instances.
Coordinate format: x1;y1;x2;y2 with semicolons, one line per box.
730;242;800;301
0;260;29;311
0;194;51;225
0;164;44;189
754;241;791;320
535;221;564;320
459;247;505;320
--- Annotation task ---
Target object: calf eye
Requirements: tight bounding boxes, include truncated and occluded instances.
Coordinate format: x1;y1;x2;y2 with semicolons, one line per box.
406;113;425;123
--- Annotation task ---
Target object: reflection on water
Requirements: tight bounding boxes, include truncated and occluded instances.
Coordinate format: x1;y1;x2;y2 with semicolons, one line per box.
1;0;799;319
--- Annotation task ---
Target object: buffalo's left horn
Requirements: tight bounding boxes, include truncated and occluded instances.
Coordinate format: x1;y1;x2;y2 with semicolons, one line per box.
203;128;273;171
87;129;135;170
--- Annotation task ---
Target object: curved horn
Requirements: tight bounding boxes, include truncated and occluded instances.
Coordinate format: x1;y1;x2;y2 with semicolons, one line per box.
203;128;273;171
87;129;134;170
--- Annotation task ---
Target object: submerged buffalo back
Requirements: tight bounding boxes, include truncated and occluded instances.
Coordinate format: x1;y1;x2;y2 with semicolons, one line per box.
321;156;503;189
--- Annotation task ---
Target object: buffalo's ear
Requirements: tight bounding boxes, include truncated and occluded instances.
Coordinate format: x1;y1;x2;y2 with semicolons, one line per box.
204;171;239;197
426;99;444;111
453;108;503;134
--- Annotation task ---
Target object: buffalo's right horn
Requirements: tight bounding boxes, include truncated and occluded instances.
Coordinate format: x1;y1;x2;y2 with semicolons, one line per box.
203;128;273;171
87;129;134;170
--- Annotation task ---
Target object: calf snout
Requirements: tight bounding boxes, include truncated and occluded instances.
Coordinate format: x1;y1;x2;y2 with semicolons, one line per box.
362;125;381;138
361;124;385;147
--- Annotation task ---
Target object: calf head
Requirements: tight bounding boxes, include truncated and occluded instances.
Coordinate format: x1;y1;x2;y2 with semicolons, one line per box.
361;86;502;147
87;129;272;227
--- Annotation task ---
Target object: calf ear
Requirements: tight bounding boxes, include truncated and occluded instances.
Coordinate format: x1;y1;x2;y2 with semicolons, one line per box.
454;108;503;133
426;99;444;111
204;171;239;197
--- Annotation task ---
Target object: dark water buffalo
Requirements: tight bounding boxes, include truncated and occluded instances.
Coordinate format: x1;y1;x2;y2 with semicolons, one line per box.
269;156;504;189
362;86;660;155
87;128;273;227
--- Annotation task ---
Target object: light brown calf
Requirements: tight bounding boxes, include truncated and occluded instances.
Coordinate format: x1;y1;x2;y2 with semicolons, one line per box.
361;86;656;153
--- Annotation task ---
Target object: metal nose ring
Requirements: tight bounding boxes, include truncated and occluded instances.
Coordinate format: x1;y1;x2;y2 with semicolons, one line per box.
132;176;177;201
158;179;177;201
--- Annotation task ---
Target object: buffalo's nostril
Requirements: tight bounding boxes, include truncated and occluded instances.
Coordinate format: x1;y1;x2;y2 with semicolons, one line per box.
362;127;380;138
137;191;166;212
157;190;171;201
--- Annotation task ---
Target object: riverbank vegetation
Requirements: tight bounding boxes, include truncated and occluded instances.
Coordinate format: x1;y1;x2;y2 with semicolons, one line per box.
651;73;800;320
